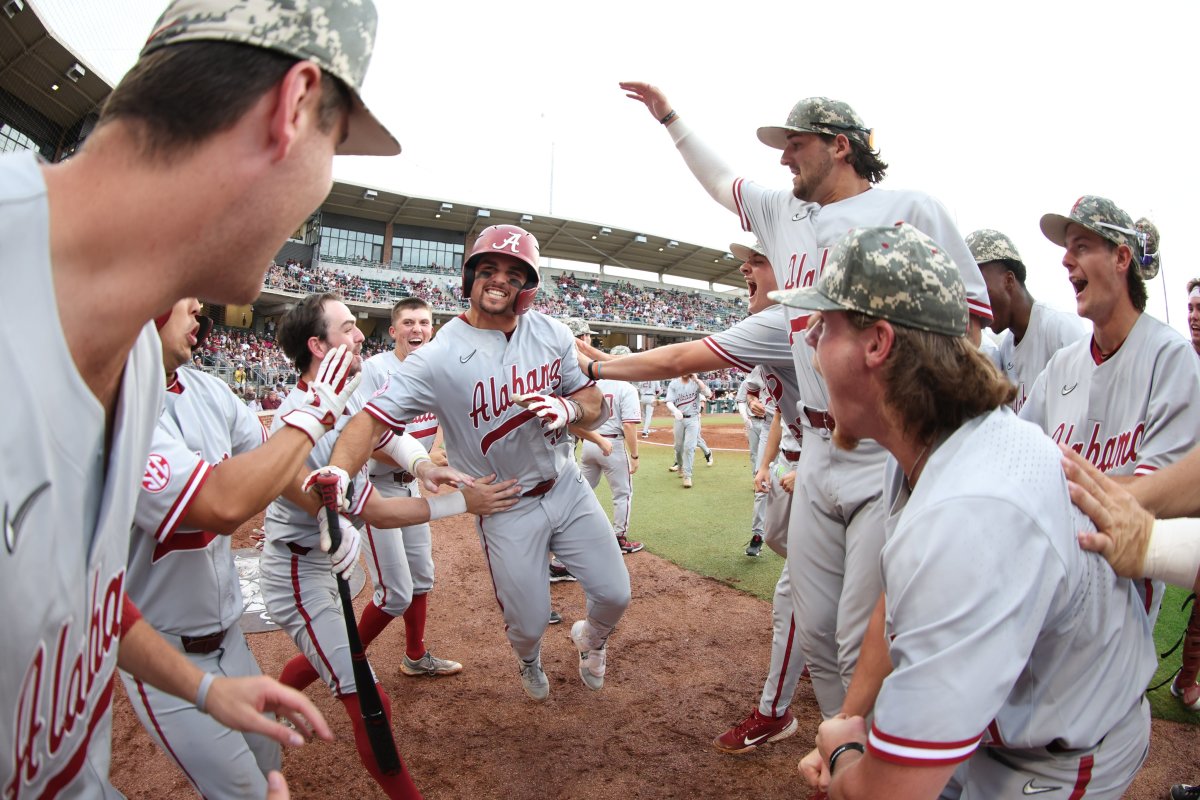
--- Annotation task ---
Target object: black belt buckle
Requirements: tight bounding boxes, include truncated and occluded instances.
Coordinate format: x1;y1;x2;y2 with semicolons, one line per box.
394;471;414;484
180;630;227;654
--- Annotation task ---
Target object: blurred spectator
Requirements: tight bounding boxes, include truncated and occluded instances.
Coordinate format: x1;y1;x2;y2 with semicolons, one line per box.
261;389;282;411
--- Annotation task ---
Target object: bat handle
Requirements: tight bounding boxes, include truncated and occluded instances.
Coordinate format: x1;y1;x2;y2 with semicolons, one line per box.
316;472;343;554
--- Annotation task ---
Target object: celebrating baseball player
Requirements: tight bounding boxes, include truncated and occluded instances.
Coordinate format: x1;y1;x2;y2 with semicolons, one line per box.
279;297;463;693
619;82;992;724
125;299;366;798
324;224;631;703
636;377;663;437
1019;197;1200;627
576;343;644;554
0;0;423;793
1187;278;1200;357
965;229;1087;412
263;292;520;798
779;224;1155;800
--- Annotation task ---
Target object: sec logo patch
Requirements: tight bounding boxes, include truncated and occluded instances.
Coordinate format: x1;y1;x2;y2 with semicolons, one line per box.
142;453;171;493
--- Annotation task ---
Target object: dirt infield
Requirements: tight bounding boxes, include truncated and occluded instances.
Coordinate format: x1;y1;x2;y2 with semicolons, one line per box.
110;425;1198;799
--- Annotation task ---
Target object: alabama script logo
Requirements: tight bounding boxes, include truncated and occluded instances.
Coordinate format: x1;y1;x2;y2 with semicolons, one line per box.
471;360;563;454
1051;421;1145;473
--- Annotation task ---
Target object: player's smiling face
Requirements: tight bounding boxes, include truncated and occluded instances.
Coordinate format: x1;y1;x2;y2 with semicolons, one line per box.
391;308;433;360
471;254;530;318
807;311;875;448
740;253;778;314
1188;294;1200;352
316;299;365;375
1061;224;1129;324
782;132;835;203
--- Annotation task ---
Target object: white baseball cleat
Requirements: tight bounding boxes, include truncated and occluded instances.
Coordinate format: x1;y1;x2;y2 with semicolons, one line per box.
571;620;607;691
682;476;693;488
517;655;549;701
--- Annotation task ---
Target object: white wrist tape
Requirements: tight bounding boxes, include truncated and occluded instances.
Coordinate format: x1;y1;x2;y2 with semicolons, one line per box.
426;492;467;520
377;433;430;475
195;672;216;713
1144;518;1200;589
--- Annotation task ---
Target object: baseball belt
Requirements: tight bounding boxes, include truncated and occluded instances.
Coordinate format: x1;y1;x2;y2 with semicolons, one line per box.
180;629;228;654
522;478;556;498
392;470;415;484
803;406;835;431
601;434;623;439
783;450;800;462
287;542;312;556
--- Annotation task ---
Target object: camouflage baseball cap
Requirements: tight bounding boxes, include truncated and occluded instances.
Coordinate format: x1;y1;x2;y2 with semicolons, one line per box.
141;0;399;156
757;97;872;150
966;229;1023;266
610;345;632;356
729;240;767;263
769;224;967;338
565;317;596;337
1039;196;1160;280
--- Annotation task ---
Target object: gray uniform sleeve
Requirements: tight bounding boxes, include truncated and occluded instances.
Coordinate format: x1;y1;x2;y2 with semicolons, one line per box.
618;382;641;424
364;351;436;431
703;306;794;372
134;423;213;542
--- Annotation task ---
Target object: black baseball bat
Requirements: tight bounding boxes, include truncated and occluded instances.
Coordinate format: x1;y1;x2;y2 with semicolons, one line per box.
316;473;402;776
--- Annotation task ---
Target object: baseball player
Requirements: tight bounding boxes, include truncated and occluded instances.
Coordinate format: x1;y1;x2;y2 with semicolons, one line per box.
737;363;770;555
0;0;418;792
263;293;519;798
619;82;993;723
324;225;631;703
780;224;1155;800
124;299;365;798
664;374;712;488
1188;278;1200;357
577;345;644;554
280;297;462;693
1020;196;1200;628
636;377;662;437
965;229;1088;412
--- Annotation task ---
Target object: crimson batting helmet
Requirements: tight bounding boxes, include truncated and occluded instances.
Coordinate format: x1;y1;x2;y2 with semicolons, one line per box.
463;224;541;315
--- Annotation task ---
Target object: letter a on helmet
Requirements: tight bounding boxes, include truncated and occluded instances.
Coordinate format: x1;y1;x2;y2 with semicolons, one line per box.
463;225;541;315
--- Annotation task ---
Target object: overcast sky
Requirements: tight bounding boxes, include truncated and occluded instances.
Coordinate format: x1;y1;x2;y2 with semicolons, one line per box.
33;0;1200;332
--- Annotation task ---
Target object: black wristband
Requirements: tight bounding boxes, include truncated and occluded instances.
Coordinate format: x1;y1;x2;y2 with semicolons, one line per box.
659;109;677;125
586;361;597;380
828;741;865;775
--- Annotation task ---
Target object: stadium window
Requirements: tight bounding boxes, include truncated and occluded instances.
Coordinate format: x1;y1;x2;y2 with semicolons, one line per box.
0;123;37;155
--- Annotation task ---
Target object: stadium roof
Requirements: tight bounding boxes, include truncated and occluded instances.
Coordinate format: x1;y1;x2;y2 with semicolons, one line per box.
0;2;110;135
323;181;747;289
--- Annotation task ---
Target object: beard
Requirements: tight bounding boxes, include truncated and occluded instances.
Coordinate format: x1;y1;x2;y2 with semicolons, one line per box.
790;148;834;202
831;424;859;452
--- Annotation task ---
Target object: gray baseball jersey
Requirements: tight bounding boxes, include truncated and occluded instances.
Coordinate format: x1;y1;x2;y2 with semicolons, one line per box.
870;408;1154;796
739;367;769;536
580;379;641;537
995;301;1088;413
129;369;266;635
1;153;165;799
1020;313;1200;620
665;378;710;478
362;311;630;668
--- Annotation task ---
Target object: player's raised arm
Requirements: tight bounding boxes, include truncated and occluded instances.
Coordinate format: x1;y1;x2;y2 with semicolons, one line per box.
619;81;739;214
578;337;724;382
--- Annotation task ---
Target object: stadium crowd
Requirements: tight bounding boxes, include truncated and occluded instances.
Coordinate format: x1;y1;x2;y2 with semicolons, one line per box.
264;259;746;331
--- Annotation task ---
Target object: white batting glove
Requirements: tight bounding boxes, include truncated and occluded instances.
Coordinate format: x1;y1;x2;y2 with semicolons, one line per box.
673;409;684;421
318;510;361;581
301;466;351;512
280;345;362;444
514;393;580;432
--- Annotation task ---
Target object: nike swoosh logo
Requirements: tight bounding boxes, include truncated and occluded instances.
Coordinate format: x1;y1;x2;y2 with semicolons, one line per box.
1022;778;1062;795
1061;382;1078;395
4;481;51;555
741;731;773;747
460;350;477;363
791;210;811;221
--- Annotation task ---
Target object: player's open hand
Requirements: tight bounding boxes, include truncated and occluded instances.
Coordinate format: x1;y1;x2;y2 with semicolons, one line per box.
462;474;522;516
1060;444;1153;579
798;746;831;792
514;393;581;432
619;81;672;121
416;461;474;493
203;675;333;749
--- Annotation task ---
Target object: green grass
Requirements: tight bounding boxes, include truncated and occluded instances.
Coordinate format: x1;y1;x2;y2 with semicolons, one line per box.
592;430;1199;726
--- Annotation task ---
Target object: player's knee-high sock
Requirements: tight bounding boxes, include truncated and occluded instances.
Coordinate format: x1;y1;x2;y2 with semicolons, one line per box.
359;599;397;649
402;593;428;660
1177;600;1200;689
338;690;422;800
278;653;319;692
